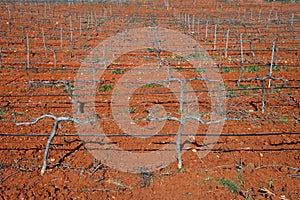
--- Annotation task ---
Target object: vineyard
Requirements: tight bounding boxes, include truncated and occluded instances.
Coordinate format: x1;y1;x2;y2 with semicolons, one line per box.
0;0;299;199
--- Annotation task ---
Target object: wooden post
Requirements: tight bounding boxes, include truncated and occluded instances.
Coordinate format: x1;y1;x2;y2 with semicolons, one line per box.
60;24;63;48
237;33;244;87
225;29;229;58
213;24;217;50
26;34;31;85
42;27;47;58
268;41;275;88
70;17;73;42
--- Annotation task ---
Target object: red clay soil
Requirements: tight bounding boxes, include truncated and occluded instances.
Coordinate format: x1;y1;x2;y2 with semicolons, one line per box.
0;1;300;199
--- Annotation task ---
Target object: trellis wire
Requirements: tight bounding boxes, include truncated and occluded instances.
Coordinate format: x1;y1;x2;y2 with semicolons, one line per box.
25;34;31;85
268;41;276;88
1;132;300;138
237;33;244;87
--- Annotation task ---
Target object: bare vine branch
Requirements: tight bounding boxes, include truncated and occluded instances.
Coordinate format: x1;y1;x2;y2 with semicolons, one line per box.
13;80;98;176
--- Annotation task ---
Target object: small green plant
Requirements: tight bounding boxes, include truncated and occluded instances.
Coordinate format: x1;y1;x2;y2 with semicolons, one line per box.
172;54;186;62
271;89;281;94
282;65;289;71
226;90;237;98
246;163;253;169
0;110;4;119
111;69;124;75
98;84;114;92
218;177;239;194
271;65;289;72
245;65;260;73
235;171;245;188
193;68;206;73
268;176;274;189
142;83;163;88
147;47;155;52
187;53;207;60
92;56;99;62
178;168;185;173
279;117;289;124
177;109;183;115
243;91;249;96
222;67;232;73
128;106;135;113
203;175;213;182
0;162;7;169
239;84;251;89
239;84;252;96
274;66;280;72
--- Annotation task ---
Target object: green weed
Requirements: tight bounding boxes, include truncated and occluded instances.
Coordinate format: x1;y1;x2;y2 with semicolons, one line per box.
226;90;237;98
283;65;289;71
246;163;253;169
218;177;239;194
142;83;163;88
128;106;135;113
173;55;186;62
239;84;252;96
203;175;214;182
187;53;208;60
271;89;281;94
245;65;260;73
235;171;245;188
193;68;206;73
268;176;274;189
222;67;232;73
111;69;124;75
98;84;114;92
273;66;280;72
147;47;155;52
92;56;99;62
0;110;4;119
0;162;7;169
279;117;289;124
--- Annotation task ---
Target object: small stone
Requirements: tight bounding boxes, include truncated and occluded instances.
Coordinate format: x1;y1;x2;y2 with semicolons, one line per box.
279;167;287;173
280;195;287;200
